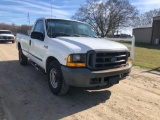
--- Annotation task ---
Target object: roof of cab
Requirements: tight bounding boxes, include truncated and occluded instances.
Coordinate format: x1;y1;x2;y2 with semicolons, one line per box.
36;17;86;24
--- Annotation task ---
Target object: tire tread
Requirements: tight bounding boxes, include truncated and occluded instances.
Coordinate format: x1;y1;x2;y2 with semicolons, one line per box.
19;48;28;65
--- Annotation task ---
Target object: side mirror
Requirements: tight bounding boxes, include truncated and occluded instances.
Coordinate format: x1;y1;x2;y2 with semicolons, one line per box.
31;32;44;41
27;30;31;36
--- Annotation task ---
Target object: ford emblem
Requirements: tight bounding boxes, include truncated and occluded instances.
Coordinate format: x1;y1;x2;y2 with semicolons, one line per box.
111;57;117;62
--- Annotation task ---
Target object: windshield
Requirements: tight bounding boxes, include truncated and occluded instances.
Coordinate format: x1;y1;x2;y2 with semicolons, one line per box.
0;31;12;34
46;19;96;38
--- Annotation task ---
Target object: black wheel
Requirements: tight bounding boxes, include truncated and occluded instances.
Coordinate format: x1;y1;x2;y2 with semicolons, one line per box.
47;61;69;95
19;48;28;65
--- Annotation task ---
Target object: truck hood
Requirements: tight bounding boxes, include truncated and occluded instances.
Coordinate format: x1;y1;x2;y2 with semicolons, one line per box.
53;37;128;53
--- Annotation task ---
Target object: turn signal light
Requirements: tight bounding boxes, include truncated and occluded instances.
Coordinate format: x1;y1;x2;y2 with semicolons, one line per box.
67;62;86;67
127;57;131;62
66;55;86;67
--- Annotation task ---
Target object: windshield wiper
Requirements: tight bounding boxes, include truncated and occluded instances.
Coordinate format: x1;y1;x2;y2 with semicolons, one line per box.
52;33;94;38
79;34;92;37
80;34;90;37
71;34;80;37
71;34;92;37
52;32;71;37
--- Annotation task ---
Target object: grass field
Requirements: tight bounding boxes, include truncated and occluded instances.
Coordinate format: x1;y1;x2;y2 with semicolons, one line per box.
120;42;160;72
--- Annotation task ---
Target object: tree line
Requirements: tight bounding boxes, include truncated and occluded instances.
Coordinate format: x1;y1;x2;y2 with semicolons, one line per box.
132;8;160;27
0;23;31;35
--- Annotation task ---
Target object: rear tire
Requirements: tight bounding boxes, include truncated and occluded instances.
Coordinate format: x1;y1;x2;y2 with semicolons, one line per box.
19;48;28;65
47;61;69;95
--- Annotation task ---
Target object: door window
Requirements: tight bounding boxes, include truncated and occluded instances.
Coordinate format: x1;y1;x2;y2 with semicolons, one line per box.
33;20;45;35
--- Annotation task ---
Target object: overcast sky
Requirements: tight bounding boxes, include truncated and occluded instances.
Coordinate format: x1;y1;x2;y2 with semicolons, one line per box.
0;0;160;25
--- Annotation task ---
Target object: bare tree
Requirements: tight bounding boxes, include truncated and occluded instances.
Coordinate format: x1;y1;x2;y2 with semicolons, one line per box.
72;0;138;37
133;8;160;27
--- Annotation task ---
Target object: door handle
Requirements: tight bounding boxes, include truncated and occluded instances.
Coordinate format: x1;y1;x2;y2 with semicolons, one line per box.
29;40;31;45
44;45;48;49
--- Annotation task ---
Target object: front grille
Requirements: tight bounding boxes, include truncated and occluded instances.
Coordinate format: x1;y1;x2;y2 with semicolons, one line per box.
3;36;13;39
87;51;128;70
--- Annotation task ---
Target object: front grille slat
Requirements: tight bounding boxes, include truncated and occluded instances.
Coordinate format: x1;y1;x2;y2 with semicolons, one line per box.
96;55;127;58
87;51;128;70
96;60;126;64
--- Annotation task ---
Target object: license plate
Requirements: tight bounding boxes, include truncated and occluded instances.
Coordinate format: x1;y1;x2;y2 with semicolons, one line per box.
108;76;119;86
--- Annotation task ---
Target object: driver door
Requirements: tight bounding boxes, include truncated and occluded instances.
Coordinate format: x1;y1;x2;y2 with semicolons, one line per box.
28;20;47;68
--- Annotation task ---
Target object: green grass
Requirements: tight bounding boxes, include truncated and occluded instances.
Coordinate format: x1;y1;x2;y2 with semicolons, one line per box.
120;42;160;72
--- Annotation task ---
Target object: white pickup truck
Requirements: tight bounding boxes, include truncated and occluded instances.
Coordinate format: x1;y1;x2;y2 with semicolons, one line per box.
16;18;132;95
0;30;15;43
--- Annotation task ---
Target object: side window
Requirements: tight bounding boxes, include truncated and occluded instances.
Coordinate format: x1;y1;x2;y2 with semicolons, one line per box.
33;20;45;35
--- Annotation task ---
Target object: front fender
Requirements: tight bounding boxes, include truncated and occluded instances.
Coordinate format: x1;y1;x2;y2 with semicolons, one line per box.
44;42;74;71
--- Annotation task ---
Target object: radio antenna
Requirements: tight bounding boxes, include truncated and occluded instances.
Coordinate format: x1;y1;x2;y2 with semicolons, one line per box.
27;12;30;26
51;0;53;18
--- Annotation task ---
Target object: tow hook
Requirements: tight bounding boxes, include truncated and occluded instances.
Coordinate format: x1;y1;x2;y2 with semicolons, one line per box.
120;73;130;79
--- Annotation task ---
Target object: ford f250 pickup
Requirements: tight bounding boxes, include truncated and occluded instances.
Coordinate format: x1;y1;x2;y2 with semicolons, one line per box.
16;18;131;95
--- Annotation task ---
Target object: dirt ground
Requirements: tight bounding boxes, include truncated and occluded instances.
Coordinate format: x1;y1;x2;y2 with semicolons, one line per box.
0;43;160;120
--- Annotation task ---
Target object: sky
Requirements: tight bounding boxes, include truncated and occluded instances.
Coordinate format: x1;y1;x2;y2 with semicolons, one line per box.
0;0;160;26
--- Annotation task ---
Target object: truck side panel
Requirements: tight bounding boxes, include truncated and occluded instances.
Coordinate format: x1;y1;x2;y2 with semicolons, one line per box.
16;33;30;57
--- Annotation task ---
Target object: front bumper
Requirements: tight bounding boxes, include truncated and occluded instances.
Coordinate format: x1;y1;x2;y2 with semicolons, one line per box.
61;62;132;87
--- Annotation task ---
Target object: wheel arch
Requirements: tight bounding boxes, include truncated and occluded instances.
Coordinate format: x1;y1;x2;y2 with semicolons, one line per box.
46;56;60;73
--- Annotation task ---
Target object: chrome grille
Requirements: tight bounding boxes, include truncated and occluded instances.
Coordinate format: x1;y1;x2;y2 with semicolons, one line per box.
87;51;128;70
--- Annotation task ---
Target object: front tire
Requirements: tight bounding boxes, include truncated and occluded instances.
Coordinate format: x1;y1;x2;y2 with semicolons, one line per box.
47;61;69;95
19;48;28;65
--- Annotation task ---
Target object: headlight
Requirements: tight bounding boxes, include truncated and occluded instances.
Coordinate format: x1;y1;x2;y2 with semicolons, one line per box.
66;54;86;67
73;54;81;62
